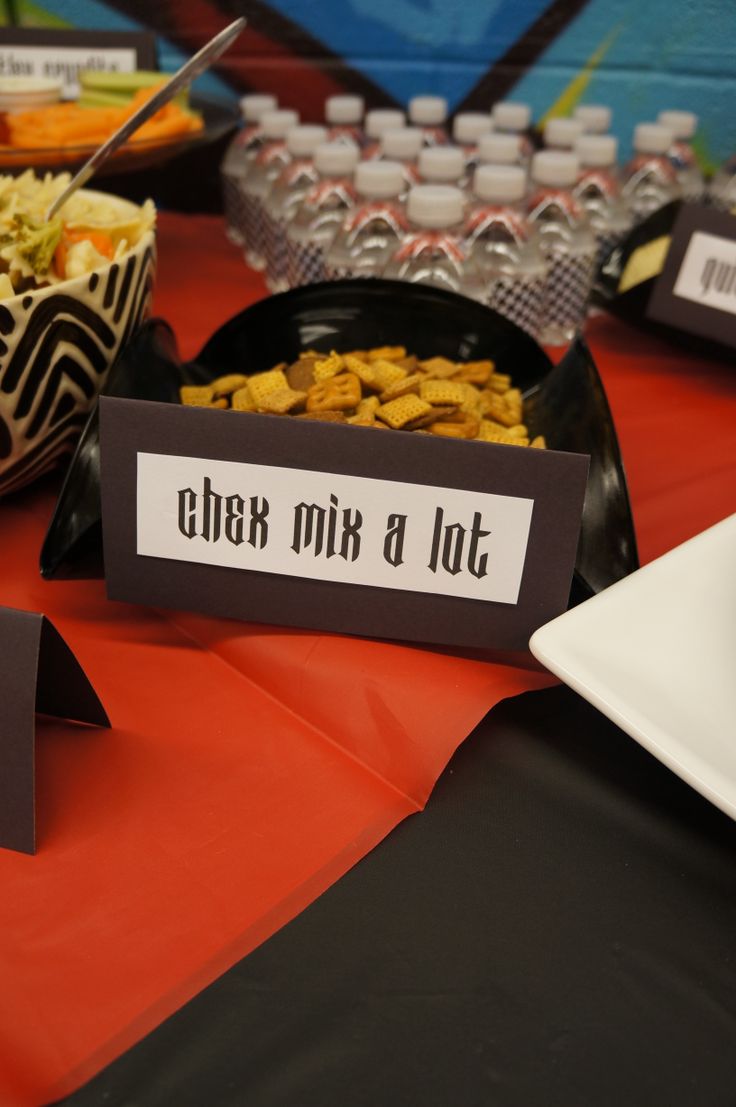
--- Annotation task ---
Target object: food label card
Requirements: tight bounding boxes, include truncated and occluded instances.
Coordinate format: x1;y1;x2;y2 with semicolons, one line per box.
647;203;736;347
101;398;589;651
0;29;156;97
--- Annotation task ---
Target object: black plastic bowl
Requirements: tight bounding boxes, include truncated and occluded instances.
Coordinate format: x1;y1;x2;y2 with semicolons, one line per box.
40;279;638;598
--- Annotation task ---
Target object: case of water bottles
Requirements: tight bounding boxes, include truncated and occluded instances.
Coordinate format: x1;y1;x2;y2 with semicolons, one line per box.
221;91;716;346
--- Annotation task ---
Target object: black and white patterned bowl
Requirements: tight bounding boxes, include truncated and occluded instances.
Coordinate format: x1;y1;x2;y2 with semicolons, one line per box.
0;191;156;497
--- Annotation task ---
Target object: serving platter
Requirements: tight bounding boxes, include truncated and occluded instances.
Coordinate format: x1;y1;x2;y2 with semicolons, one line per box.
0;95;238;177
530;514;736;819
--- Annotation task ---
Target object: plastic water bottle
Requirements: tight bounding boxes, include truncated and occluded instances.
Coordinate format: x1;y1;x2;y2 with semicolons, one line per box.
573;104;612;134
622;123;681;224
543;117;584;151
221;93;277;245
658;110;705;201
383;184;481;297
527;150;597;345
286;141;360;287
408;95;449;146
452;112;494;172
418;146;468;189
325;160;408;280
362;108;406;158
465;164;546;339
262;124;328;293
492;101;534;159
708;155;736;212
239;108;299;269
325;94;365;146
477;132;526;168
573;133;631;265
378;127;423;193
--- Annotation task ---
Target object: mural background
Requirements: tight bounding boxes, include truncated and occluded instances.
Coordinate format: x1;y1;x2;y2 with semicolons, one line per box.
3;0;733;170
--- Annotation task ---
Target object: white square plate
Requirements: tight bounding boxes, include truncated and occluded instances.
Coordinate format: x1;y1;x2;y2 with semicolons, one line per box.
530;514;736;819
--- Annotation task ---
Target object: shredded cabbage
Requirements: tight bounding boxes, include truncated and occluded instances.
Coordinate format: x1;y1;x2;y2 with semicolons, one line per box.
0;170;155;299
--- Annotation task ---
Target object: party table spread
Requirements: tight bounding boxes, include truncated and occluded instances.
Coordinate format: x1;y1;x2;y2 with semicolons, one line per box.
0;213;734;1107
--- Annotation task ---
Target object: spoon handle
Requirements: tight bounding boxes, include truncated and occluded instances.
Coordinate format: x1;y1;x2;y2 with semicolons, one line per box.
46;16;246;220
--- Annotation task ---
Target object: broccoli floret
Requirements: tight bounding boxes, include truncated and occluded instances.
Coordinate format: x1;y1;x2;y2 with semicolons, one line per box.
13;213;63;275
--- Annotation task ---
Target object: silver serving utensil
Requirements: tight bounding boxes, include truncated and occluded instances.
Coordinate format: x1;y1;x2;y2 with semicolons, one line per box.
46;16;246;220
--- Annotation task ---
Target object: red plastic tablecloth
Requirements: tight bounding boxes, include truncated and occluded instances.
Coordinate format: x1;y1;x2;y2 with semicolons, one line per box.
0;215;734;1107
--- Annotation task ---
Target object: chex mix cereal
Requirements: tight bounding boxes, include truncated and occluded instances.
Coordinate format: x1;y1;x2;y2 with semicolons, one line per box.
180;347;545;449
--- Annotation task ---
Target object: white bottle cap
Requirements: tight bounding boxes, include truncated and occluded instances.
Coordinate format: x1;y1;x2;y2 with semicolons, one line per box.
575;133;618;167
493;101;531;132
531;150;580;187
260;109;300;139
544;117;584;148
380;126;424;160
409;95;448;125
573;104;612;133
314;140;360;176
658;110;698;139
477;132;522;165
452;112;493;144
286;124;328;157
418;145;465;182
325;94;364;124
473;164;527;203
355;159;404;199
365;108;406;138
633;122;674;155
239;94;277;123
407;184;464;227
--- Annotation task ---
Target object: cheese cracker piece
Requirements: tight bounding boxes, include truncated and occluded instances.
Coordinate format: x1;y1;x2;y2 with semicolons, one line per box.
231;385;256;412
367;345;406;362
370;358;408;391
313;351;345;381
248;368;289;407
504;387;523;422
477;421;529;446
419;379;468;406
452;359;494;385
378;372;424;403
258;388;308;414
487;372;513;394
403;404;457;430
530;435;546;449
347;413;376;426
180;385;215;407
428;412;480;439
376;394;433;429
357;395;380;416
417;355;458;378
210;373;250;397
484;393;518;427
306;372;362;412
343;353;379;388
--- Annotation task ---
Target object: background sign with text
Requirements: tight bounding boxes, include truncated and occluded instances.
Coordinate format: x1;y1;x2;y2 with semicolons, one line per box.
647;203;736;349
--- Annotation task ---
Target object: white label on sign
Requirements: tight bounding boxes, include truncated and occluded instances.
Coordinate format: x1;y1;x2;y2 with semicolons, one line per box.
0;46;137;98
136;453;535;606
673;230;736;316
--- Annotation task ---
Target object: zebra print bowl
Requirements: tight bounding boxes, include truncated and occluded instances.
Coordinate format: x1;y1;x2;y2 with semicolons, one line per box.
0;192;156;497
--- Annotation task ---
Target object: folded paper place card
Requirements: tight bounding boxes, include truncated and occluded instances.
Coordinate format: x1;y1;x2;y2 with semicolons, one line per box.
100;398;589;652
647;203;736;349
0;606;109;854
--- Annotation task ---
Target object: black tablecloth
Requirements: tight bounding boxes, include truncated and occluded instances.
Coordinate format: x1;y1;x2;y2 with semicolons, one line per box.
57;685;736;1107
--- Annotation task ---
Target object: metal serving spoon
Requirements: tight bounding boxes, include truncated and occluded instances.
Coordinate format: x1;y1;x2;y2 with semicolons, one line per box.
46;16;246;220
